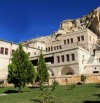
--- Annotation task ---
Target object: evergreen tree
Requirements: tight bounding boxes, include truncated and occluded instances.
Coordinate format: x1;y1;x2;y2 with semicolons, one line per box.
37;51;49;85
8;44;36;92
27;62;36;86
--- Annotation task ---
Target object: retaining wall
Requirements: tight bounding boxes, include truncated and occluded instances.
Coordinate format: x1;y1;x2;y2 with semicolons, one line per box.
49;74;100;85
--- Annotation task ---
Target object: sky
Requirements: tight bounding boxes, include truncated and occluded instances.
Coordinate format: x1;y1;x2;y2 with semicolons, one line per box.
0;0;100;43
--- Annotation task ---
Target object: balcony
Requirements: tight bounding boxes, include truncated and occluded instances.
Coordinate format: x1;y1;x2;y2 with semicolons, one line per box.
46;42;89;53
62;42;89;51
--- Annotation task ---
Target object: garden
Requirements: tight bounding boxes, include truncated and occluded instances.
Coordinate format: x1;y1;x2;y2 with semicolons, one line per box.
0;83;100;103
0;44;100;103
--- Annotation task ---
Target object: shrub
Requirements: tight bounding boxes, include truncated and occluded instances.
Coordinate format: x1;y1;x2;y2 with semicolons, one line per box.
40;87;56;103
81;74;86;84
66;83;76;90
51;80;59;91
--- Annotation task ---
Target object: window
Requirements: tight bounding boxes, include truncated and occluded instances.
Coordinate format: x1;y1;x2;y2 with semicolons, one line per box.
41;47;43;50
93;71;99;73
71;53;75;61
57;56;60;63
54;46;56;50
57;46;59;50
59;45;62;49
38;46;40;49
1;47;4;54
28;52;30;56
64;40;66;44
51;73;54;76
71;38;73;43
12;49;15;55
48;47;50;51
93;49;95;56
34;52;36;55
77;37;80;42
66;54;69;62
67;39;69;44
46;48;48;52
61;55;64;62
5;48;8;55
81;36;84;41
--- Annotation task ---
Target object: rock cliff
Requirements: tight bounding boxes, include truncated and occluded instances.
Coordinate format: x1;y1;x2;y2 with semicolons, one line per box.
23;7;100;45
59;7;100;36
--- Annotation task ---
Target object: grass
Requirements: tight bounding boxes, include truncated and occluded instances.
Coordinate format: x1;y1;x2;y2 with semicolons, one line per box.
0;83;100;103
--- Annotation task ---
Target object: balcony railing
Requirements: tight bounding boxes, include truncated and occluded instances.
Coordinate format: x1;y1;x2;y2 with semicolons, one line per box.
62;42;89;51
46;42;89;53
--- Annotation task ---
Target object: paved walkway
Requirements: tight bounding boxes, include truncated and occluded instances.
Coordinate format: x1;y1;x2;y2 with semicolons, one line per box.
0;94;7;96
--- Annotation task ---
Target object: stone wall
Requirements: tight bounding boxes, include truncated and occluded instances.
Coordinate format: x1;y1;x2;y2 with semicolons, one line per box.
49;74;100;85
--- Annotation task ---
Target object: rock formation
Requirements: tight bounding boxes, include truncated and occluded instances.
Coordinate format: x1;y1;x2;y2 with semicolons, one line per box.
59;7;100;36
22;7;100;45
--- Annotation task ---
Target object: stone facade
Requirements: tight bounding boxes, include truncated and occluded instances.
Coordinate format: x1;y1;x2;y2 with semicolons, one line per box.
30;29;99;77
0;7;100;85
49;74;100;85
0;40;40;80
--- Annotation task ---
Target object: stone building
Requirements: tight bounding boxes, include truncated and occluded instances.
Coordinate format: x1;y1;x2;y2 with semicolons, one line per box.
0;7;100;84
0;40;40;80
29;29;99;76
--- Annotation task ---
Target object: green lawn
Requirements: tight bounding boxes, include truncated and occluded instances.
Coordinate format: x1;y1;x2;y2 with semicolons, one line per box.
0;83;100;103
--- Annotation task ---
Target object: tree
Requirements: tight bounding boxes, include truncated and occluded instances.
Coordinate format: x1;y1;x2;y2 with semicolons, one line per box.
8;44;36;92
26;62;36;86
37;51;49;86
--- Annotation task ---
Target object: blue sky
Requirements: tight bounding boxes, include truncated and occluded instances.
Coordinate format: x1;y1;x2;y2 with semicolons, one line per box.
0;0;100;43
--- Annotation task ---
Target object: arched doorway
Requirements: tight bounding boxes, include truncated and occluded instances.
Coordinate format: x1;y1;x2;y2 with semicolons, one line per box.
61;66;74;75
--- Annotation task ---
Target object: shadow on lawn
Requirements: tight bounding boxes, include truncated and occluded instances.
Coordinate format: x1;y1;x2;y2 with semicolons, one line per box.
30;99;40;103
4;90;19;94
95;84;100;88
4;90;30;94
93;94;100;98
28;86;39;89
83;100;100;103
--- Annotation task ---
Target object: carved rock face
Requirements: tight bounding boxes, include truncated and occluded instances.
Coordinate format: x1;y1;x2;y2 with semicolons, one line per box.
91;10;100;36
60;7;100;36
61;20;74;33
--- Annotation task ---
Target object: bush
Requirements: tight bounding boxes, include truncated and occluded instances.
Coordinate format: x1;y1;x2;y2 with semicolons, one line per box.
66;83;76;90
51;80;59;91
40;87;56;103
81;74;86;84
39;80;59;103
